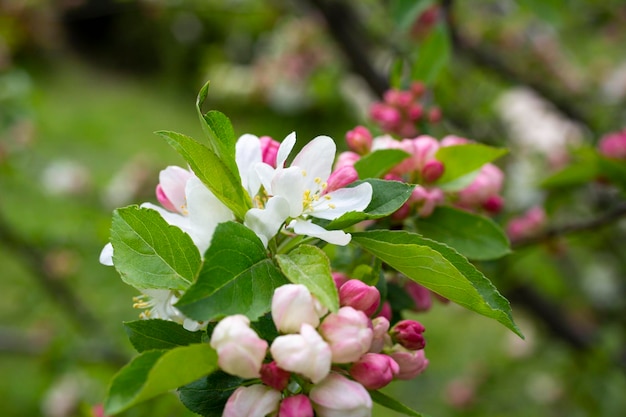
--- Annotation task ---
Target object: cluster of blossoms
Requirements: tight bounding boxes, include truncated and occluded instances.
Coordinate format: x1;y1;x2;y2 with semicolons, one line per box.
340;125;505;219
598;128;626;160
369;82;441;138
214;282;428;417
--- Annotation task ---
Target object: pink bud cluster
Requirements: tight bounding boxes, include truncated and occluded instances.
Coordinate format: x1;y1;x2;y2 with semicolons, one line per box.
506;206;546;241
369;82;441;137
339;128;506;218
216;281;429;417
598;128;626;160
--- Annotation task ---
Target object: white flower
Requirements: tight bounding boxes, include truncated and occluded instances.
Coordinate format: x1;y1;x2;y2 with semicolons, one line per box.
246;133;373;246
132;289;203;331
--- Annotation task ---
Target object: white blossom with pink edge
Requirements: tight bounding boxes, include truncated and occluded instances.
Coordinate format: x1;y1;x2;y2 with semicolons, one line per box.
246;132;373;246
272;284;323;333
318;306;373;363
222;385;281;417
309;372;372;417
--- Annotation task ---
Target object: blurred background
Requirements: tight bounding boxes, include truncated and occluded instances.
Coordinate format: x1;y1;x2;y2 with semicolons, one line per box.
1;0;625;416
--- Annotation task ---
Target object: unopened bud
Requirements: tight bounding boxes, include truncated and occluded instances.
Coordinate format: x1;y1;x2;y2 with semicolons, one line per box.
345;126;373;155
410;82;426;97
156;184;177;212
272;284;321;334
309;373;372;417
260;136;281;167
376;301;392;321
388;346;429;380
319;307;373;363
483;195;504;214
279;395;314;417
408;104;423;121
260;361;291;391
369;316;391;353
339;279;381;317
325;166;358;194
404;281;432;312
332;272;350;289
428;107;442;123
350;353;400;390
334;151;361;170
390;320;426;350
223;385;281;417
391;203;411;221
421;160;445;183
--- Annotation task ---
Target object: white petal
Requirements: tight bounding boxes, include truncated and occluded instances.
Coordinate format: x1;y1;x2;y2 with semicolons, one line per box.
255;162;276;195
159;166;193;214
277;132;297;168
289;219;352;246
309;182;373;220
292;136;335;192
99;243;114;266
272;167;307;218
236;134;262;197
140;202;191;232
244;196;290;248
186;177;235;254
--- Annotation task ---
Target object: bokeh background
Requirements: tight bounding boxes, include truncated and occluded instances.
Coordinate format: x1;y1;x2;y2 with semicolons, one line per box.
1;0;625;416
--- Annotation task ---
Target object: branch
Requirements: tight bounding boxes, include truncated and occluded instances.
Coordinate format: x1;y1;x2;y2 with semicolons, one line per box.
511;202;626;249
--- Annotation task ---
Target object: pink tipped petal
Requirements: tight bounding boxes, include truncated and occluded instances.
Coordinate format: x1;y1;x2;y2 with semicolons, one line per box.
158;166;193;214
289;219;351;246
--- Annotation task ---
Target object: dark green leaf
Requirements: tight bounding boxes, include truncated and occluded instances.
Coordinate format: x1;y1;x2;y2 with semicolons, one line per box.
124;319;203;353
598;156;626;190
178;371;244;417
104;344;218;415
176;222;288;321
412;22;450;84
276;245;339;312
391;0;435;32
323;179;415;230
354;149;411;179
111;206;201;290
435;144;507;186
370;390;432;417
416;206;511;260
351;230;522;337
156;130;251;220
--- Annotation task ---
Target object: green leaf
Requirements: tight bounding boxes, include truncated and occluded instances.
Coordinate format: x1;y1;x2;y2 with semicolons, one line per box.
354;149;411;179
598;156;626;190
104;344;218;415
176;222;288;321
435;144;507;185
276;245;339;312
156;130;251;220
178;371;244;417
110;206;201;290
391;0;435;32
194;81;240;180
370;390;432;417
412;22;450;84
351;230;522;337
541;160;598;189
416;206;511;260
124;320;203;353
323;179;415;230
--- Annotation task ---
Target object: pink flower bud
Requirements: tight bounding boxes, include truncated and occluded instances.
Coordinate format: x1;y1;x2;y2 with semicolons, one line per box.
339;280;380;317
384;89;412;107
319;307;373;363
391;202;411;221
260;361;291;391
598;129;626;159
388;346;429;380
408;103;423;121
410;82;426;97
272;284;321;334
350;353;400;389
421;160;445;183
270;324;332;383
506;206;546;240
325;165;358;194
260;136;281;167
157;166;193;214
369;316;391;353
279;395;314;417
309;373;372;417
334;151;361;170
332;272;350;289
376;301;392;321
441;135;470;147
210;315;268;379
345;126;373;154
404;281;432;312
223;385;281;417
457;163;504;209
370;103;401;126
482;194;504;214
390;320;426;350
428;107;442;123
410;186;444;217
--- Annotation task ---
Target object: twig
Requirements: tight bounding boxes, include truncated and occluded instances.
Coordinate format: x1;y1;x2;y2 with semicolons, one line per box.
511;203;626;249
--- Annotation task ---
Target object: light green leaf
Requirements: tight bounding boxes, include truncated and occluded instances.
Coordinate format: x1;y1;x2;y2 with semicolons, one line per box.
391;0;435;32
176;222;288;321
351;230;522;337
156;130;251;220
124;319;203;353
110;206;201;290
435;144;507;185
276;245;339;312
104;344;218;415
412;22;450;84
354;149;411;179
541;149;598;189
416;206;511;260
323;179;415;230
370;390;432;417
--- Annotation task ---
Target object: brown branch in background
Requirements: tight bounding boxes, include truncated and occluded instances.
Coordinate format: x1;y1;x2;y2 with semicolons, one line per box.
0;211;102;335
511;202;626;249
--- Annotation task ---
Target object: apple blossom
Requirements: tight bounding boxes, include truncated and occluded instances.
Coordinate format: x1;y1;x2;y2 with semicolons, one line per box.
339;279;380;317
325;165;358;194
270;323;332;383
345;126;373;154
390;319;426;351
350;353;400;390
598;128;626;159
260;135;281;167
279;395;314;417
318;306;373;363
210;315;267;379
155;165;193;214
272;284;322;333
222;385;281;417
456;163;504;211
309;373;372;417
369;316;391;353
388;346;429;380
